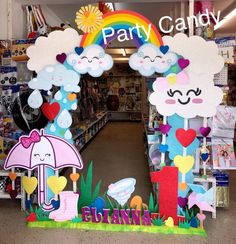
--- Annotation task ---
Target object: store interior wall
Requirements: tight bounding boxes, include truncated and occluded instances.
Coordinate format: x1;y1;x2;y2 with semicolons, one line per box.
1;1;236;40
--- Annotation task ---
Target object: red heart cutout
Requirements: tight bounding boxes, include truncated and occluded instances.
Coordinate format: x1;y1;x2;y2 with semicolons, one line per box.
9;189;18;200
26;212;37;222
176;128;196;147
42;102;60;121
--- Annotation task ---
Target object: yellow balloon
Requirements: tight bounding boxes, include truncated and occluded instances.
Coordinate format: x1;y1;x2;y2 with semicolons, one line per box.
174;155;194;174
47;176;67;195
22;176;38;195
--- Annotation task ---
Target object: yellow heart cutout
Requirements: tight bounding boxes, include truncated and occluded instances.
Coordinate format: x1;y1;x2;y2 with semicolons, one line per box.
174;155;194;174
165;217;174;227
67;93;76;102
167;75;177;85
47;176;67;195
22;176;38;195
9;172;17;181
70;173;80;182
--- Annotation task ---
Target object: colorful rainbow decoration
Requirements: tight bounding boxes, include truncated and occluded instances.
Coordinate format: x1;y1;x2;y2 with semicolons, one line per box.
81;10;163;48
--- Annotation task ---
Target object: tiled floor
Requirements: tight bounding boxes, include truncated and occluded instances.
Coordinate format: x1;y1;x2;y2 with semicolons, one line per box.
0;122;236;244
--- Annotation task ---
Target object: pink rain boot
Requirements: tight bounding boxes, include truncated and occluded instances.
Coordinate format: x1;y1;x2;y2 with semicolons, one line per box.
49;191;74;220
54;193;79;222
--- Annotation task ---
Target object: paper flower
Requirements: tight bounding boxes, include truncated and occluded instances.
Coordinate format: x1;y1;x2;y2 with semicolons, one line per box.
75;5;103;33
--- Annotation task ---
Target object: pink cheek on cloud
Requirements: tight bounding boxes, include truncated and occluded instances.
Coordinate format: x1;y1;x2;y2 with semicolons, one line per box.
78;60;81;64
140;60;143;64
162;60;165;63
192;98;203;104
99;61;102;64
165;99;176;104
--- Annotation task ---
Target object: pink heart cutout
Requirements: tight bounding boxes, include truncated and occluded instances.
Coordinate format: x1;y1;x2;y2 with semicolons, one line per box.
197;213;206;222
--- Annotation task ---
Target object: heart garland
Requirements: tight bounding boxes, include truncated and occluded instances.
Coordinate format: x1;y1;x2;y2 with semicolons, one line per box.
159;124;171;134
56;53;67;64
176;128;196;147
42;102;60;121
199;126;211;137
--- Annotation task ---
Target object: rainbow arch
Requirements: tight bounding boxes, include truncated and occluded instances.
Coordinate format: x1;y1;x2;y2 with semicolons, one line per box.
80;10;163;48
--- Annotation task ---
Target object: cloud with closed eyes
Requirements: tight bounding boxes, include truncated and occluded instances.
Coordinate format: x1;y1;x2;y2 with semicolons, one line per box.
149;71;223;118
67;44;113;77
129;43;178;76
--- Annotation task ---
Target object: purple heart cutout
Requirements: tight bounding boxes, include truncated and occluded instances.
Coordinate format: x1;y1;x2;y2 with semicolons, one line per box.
178;197;188;208
199;126;211;137
10;189;18;200
56;53;67;64
178;58;190;70
159;124;171;134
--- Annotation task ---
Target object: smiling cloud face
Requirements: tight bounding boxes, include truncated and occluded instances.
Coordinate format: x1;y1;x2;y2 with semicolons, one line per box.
129;43;178;76
149;72;223;119
67;44;113;77
28;64;80;93
31;137;55;168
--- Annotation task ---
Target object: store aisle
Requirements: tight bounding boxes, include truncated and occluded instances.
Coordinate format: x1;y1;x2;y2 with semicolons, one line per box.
65;121;152;203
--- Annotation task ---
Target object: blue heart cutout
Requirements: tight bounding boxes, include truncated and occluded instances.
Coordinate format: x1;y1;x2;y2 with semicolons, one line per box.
75;47;84;55
160;45;169;54
201;153;209;162
159;144;168;153
51;199;60;210
25;199;31;209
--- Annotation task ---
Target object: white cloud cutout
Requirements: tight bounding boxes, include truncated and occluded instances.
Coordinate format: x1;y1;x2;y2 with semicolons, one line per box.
27;28;82;73
129;43;178;76
163;33;224;75
149;72;223;118
28;64;80;93
67;44;113;77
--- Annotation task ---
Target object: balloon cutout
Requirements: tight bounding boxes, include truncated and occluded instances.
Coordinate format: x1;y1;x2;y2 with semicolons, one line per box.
42;102;60;121
107;178;136;206
176;128;196;147
22;176;38;195
173;155;194;174
12;92;49;133
47;176;67;195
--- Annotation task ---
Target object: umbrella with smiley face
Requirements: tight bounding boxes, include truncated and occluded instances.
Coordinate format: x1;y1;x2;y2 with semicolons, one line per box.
4;129;83;209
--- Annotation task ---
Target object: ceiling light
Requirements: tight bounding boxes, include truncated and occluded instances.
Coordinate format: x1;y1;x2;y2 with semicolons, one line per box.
214;8;236;30
121;48;126;57
106;3;114;12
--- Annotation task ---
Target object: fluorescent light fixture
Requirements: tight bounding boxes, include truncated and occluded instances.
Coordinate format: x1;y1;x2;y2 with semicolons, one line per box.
121;48;126;57
106;3;114;12
113;57;129;62
214;8;236;30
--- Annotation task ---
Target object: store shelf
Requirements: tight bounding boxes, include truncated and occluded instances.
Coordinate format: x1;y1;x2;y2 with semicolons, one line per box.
108;111;142;121
0;170;25;210
73;111;108;151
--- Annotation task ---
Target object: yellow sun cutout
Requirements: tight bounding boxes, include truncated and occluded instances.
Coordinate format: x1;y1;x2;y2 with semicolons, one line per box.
75;4;103;33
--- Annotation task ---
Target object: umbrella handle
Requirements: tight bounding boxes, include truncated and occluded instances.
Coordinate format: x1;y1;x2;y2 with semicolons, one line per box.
38;165;54;211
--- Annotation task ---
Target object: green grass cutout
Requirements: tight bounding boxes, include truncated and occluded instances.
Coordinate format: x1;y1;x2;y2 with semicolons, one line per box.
28;220;207;237
78;161;102;213
179;220;191;229
26;204;50;221
152;215;165;226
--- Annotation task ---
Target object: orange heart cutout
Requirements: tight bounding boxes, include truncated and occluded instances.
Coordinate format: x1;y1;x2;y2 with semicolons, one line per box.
67;93;76;102
179;183;188;192
9;172;17;181
70;173;80;182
